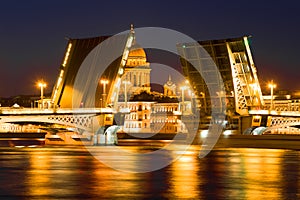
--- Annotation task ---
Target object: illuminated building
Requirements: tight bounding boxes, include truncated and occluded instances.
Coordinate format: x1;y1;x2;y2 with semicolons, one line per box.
118;101;154;133
118;88;184;134
150;103;187;133
163;75;177;98
120;41;151;95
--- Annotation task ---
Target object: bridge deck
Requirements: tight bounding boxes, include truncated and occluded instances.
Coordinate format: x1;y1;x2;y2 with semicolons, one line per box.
0;108;116;115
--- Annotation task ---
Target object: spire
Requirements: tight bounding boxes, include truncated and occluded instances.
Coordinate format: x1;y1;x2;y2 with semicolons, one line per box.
130;24;136;45
130;24;135;34
167;75;173;85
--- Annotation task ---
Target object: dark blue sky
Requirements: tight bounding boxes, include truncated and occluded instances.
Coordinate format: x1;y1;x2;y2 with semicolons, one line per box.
0;1;299;97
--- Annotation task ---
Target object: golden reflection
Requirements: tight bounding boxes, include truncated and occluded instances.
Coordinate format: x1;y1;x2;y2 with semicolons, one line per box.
91;160;141;198
235;148;283;199
169;148;200;198
27;151;51;196
26;149;80;197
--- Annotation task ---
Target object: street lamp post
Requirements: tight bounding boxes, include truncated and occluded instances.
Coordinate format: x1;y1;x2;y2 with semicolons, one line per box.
268;80;276;110
180;80;190;114
100;79;109;107
38;81;47;109
180;85;188;113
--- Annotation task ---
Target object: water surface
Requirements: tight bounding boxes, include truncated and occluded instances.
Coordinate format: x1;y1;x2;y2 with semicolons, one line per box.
0;145;299;199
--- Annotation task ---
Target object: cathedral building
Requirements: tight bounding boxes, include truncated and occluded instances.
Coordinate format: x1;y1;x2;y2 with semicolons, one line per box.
117;25;186;134
120;41;151;97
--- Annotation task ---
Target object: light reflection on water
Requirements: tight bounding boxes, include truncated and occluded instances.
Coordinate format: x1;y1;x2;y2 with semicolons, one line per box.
0;145;299;199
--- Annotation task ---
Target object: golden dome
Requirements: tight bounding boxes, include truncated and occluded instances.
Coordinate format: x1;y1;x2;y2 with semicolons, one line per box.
126;42;149;67
128;44;146;58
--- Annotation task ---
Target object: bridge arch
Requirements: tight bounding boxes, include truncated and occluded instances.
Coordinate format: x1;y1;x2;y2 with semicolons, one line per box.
0;114;95;132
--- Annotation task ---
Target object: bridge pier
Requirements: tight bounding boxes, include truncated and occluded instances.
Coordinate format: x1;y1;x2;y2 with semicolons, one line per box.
94;126;119;145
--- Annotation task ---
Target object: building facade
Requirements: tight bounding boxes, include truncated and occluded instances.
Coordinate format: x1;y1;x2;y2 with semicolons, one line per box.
118;101;154;133
150;103;187;133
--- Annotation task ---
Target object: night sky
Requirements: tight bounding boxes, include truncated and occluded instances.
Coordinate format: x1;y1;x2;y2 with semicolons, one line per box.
0;1;299;97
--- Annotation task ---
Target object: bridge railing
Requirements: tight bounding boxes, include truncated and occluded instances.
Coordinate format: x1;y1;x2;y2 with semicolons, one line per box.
0;107;116;115
249;109;300;117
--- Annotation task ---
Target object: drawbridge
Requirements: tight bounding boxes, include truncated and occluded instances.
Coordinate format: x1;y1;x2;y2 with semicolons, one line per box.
1;29;300;139
0;28;136;145
177;36;300;134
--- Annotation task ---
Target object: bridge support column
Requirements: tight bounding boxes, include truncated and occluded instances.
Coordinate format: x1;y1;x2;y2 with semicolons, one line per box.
94;126;119;145
95;127;105;145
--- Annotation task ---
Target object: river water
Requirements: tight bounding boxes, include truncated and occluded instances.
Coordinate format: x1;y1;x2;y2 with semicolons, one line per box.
0;143;300;199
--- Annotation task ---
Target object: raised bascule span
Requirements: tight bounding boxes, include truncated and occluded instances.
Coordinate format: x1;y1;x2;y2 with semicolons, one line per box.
51;30;134;108
177;36;264;117
177;36;300;134
1;28;300;145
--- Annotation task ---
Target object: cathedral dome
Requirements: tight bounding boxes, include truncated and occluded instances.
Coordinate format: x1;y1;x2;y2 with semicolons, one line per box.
128;44;146;58
126;43;149;67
